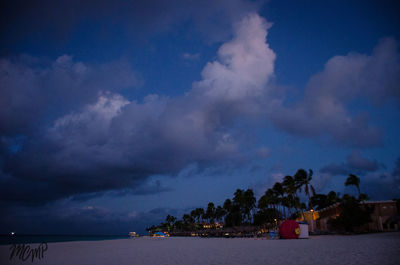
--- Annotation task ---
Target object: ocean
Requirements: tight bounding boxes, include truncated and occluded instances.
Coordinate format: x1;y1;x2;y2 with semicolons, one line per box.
0;234;130;245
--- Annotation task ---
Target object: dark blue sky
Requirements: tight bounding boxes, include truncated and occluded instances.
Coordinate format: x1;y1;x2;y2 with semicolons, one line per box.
1;0;399;235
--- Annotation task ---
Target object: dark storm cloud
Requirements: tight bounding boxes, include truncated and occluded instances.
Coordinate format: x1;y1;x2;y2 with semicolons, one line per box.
0;55;141;204
0;55;140;136
1;11;399;208
0;14;276;205
0;0;264;54
320;151;382;176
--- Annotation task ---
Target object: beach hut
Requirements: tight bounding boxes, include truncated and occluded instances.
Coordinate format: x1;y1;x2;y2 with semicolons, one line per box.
279;220;300;239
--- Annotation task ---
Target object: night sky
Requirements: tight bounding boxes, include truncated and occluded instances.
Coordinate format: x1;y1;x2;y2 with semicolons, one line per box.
1;0;399;235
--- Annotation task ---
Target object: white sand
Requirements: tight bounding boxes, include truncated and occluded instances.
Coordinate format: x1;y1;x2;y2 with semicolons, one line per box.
1;232;399;265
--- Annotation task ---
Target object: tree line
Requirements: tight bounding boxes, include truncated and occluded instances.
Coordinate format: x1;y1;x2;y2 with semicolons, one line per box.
147;169;374;233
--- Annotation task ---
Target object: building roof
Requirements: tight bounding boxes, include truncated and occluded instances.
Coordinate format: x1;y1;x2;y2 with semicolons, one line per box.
360;200;396;204
314;200;396;213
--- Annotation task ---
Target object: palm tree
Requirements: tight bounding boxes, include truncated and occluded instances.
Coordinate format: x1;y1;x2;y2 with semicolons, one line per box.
205;202;216;223
165;215;177;230
190;208;204;224
223;199;232;212
233;189;243;207
183;214;194;225
272;182;284;216
283;175;296;195
233;189;253;224
243;189;256;223
258;189;273;209
295;169;316;209
197;208;205;223
281;196;291;218
266;188;276;206
190;209;198;223
215;206;226;223
345;174;361;197
282;175;300;216
257;195;268;210
272;182;284;198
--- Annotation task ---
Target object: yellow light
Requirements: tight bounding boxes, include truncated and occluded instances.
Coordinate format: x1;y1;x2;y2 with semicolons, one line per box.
310;209;314;212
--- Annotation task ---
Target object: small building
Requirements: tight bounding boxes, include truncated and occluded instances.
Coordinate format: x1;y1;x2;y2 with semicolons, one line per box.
301;200;399;233
202;222;224;229
129;232;139;237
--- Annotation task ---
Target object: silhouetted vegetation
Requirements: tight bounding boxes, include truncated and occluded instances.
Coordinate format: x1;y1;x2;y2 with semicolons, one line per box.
328;194;373;232
326;174;374;232
147;168;318;233
147;171;382;235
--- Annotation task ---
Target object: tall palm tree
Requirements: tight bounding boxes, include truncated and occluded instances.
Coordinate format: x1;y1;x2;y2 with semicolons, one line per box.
345;174;361;196
265;188;276;208
205;202;216;223
215;206;226;222
183;214;194;225
272;182;284;198
190;209;198;223
223;199;232;212
258;189;274;209
282;175;300;215
165;215;176;230
272;182;284;216
190;208;204;223
197;208;205;223
295;169;316;209
281;196;291;218
243;189;256;223
258;188;280;221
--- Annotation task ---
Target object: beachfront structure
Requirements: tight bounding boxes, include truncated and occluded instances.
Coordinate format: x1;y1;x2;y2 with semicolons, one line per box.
129;232;139;237
202;222;224;229
301;200;399;233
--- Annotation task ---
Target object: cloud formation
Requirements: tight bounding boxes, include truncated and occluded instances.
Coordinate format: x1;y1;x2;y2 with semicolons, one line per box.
359;158;400;200
270;38;400;147
320;151;382;176
1;13;276;205
1;12;399;209
0;55;140;136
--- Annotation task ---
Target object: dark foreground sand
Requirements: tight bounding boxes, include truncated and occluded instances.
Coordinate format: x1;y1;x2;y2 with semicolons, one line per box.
1;232;399;265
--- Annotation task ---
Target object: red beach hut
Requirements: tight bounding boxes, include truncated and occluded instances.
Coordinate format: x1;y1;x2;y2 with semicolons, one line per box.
279;220;300;239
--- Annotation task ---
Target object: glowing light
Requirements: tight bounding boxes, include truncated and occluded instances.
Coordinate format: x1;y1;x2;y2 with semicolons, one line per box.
11;232;15;235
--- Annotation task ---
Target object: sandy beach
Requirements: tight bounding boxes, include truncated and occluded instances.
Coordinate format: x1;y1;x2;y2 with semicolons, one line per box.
1;232;399;265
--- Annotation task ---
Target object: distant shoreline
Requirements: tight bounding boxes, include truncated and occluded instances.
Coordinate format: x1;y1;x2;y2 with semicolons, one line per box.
0;234;130;245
